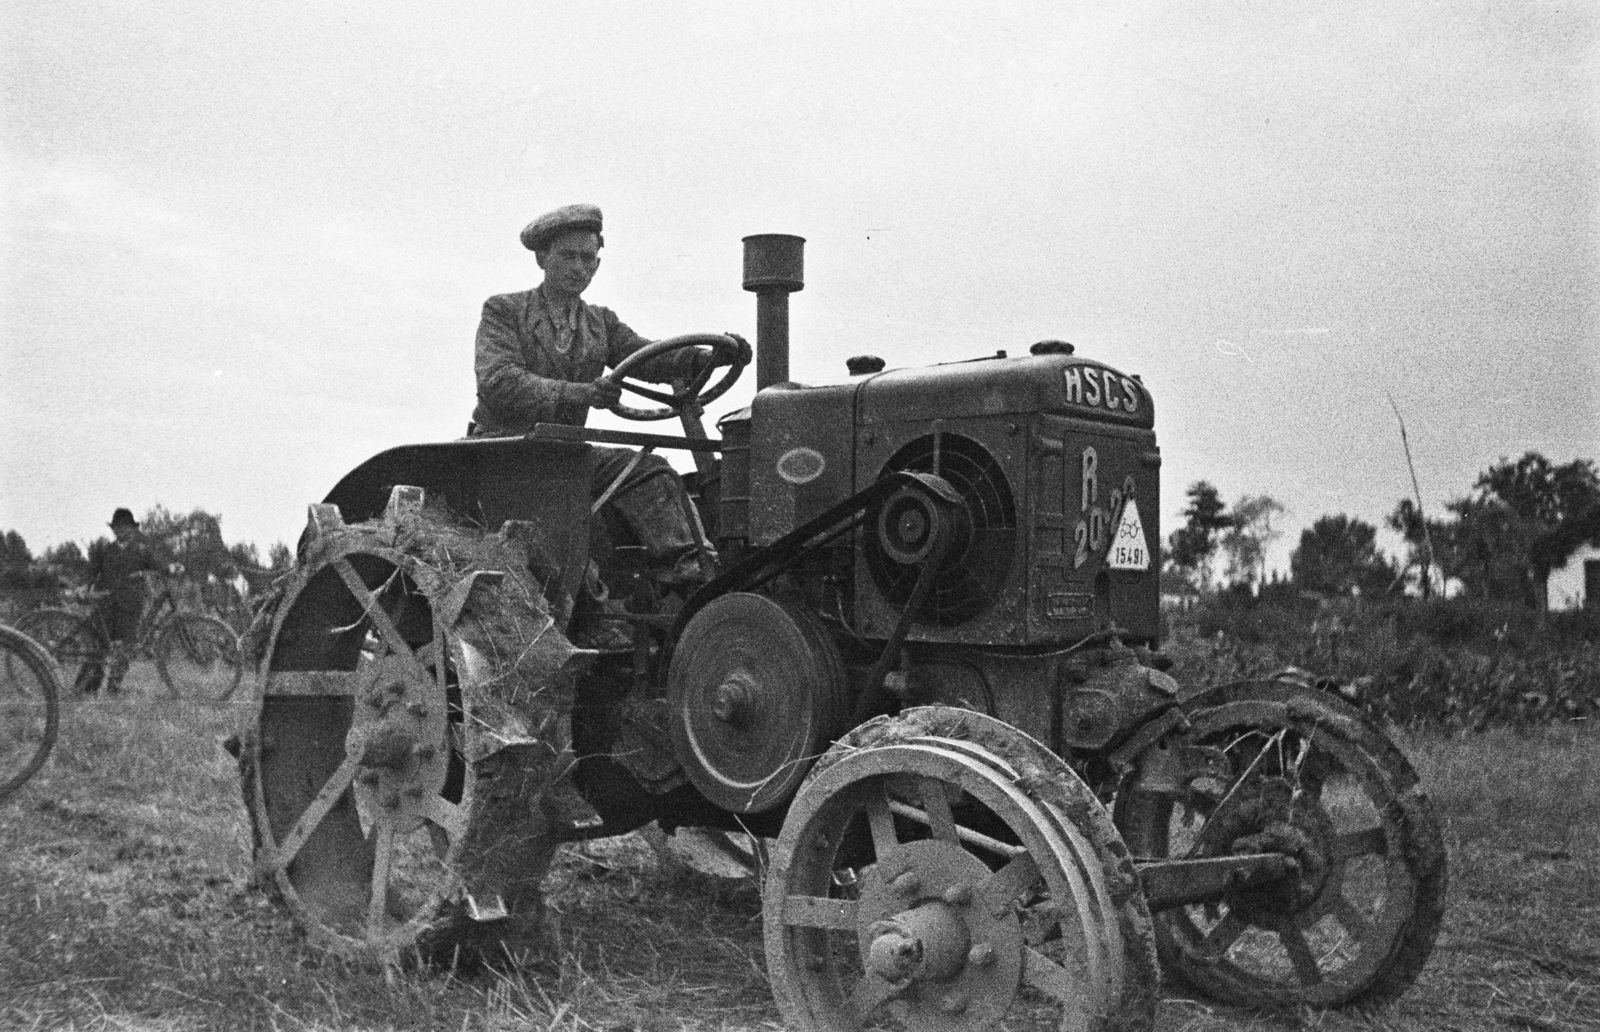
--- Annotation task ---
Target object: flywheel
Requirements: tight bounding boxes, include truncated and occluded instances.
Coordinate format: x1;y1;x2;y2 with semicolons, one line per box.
240;485;589;967
668;592;849;814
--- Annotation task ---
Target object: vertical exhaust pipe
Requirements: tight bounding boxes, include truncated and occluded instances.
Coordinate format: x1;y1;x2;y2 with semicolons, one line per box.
741;234;805;390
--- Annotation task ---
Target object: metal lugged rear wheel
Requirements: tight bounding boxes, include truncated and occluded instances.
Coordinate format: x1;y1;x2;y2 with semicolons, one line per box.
243;487;586;967
1114;682;1448;1010
0;624;62;800
155;614;243;701
765;706;1158;1032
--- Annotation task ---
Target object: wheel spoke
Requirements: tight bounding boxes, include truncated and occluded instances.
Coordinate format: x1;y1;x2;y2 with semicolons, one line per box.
332;560;420;664
423;795;467;840
918;776;960;843
265;671;362;696
888;798;1025;858
1331;894;1373;941
781;893;860;931
1198;908;1248;960
367;822;396;936
977;852;1041;916
865;782;900;860
1332;826;1387;861
268;754;361;871
1279;926;1325;985
617;380;678;404
1022;947;1091;1030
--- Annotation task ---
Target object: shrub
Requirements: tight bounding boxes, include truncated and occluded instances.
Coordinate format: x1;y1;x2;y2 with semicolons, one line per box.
1165;595;1599;731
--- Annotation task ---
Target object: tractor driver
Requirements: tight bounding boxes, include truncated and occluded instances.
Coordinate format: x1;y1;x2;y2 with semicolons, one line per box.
468;203;748;589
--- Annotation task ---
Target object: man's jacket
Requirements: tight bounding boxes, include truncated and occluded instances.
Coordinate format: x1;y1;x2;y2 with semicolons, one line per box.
471;285;697;436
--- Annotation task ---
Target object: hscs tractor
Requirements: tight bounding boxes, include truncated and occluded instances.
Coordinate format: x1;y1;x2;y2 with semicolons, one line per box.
238;234;1446;1032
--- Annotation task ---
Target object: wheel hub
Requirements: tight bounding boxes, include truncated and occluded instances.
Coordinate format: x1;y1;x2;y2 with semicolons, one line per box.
1202;775;1340;923
346;652;448;836
866;901;971;983
855;838;1024;1029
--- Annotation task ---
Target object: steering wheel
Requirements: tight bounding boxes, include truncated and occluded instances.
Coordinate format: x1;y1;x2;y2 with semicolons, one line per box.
603;333;747;421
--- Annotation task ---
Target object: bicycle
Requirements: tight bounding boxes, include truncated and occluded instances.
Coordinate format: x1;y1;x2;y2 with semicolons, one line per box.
14;575;243;702
0;622;61;800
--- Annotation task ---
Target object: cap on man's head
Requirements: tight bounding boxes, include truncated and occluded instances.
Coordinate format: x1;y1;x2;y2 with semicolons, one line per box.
109;508;138;529
521;204;603;252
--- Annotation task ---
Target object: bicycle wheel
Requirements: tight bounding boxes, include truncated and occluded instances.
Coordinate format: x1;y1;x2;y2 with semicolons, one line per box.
1;624;62;800
154;615;244;702
12;608;100;691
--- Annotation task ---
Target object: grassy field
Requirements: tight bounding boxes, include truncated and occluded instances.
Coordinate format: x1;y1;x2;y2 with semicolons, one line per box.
2;662;1597;1032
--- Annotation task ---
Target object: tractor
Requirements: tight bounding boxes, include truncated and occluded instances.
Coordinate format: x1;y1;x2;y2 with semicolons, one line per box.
238;234;1446;1031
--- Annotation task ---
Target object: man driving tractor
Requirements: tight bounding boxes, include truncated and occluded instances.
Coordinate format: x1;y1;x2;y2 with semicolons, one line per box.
468;203;749;591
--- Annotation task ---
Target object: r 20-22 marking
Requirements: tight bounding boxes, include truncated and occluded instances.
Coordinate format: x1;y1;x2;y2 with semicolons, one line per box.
1074;447;1138;570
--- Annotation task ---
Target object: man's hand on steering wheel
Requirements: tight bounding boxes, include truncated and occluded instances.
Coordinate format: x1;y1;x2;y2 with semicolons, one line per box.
683;333;751;376
603;333;749;421
577;377;624;410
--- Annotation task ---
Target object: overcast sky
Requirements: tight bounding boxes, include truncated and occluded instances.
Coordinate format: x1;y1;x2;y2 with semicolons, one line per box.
3;1;1596;574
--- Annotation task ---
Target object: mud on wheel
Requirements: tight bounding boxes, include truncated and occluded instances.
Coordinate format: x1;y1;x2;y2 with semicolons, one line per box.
765;706;1158;1032
1114;681;1448;1010
240;486;587;967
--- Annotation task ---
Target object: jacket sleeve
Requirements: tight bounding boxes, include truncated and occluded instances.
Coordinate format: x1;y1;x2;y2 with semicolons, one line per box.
603;310;701;383
474;296;588;425
85;540;107;590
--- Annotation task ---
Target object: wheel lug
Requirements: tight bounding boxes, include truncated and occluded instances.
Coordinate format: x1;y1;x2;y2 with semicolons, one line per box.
939;993;967;1015
967;942;996;968
892;871;921;896
942;882;972;906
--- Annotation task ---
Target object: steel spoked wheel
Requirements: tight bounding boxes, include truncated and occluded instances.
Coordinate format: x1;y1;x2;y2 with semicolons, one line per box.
0;624;62;800
765;706;1158;1032
246;488;581;967
155;614;244;701
12;608;99;693
1115;682;1448;1009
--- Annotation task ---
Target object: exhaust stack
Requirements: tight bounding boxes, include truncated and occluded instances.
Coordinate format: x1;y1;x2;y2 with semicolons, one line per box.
741;234;805;390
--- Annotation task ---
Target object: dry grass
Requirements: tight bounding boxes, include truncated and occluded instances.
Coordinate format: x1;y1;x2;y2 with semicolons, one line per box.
2;662;1597;1031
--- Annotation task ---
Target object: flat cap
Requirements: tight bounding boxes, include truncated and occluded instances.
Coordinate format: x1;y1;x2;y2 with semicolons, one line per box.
520;203;603;251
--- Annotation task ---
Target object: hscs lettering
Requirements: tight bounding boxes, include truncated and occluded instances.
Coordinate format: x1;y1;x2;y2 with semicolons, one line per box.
1062;366;1140;414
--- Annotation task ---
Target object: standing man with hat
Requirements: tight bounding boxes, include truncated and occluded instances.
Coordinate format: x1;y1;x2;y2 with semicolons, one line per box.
78;508;160;694
469;204;749;588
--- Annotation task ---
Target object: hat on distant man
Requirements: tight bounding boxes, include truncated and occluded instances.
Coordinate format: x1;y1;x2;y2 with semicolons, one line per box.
109;508;138;529
521;203;603;252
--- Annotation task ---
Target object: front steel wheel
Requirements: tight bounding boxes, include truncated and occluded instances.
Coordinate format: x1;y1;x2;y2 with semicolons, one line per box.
1115;682;1447;1009
765;706;1157;1032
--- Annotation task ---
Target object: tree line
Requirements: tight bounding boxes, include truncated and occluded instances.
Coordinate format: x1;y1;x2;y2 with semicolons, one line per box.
0;507;292;602
1165;450;1599;605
